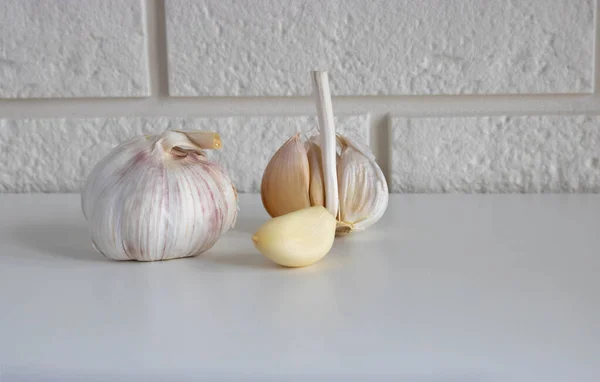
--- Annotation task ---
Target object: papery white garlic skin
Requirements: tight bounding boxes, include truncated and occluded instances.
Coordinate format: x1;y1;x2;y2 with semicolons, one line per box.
336;134;388;232
81;131;238;261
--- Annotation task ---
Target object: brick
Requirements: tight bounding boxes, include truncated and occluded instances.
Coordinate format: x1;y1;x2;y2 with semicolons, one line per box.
0;116;368;192
391;116;600;192
0;0;150;98
165;0;593;96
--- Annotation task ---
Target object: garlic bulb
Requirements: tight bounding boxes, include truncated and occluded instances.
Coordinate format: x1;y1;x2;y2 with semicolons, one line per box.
81;130;238;261
261;71;388;234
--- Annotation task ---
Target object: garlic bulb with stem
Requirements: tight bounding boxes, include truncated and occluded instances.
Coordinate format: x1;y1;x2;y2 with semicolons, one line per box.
81;130;238;261
261;71;388;234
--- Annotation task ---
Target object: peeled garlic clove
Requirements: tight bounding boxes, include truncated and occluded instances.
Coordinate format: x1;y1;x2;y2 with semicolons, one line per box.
337;135;388;233
261;134;311;217
252;206;336;268
306;141;325;207
81;130;238;262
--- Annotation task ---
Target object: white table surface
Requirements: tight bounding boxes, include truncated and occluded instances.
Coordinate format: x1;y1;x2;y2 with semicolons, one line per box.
0;194;599;382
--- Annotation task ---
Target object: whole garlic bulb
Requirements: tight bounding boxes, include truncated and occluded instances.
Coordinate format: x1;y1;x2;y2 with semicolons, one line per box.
81;130;238;261
261;71;388;235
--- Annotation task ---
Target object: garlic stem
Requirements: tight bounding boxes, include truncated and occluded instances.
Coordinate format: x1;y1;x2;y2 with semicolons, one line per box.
177;131;222;149
159;131;222;154
311;71;338;218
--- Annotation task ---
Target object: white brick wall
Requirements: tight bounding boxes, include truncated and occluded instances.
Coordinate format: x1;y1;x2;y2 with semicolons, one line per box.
391;116;600;192
0;0;598;193
166;0;594;96
0;0;150;98
0;116;367;192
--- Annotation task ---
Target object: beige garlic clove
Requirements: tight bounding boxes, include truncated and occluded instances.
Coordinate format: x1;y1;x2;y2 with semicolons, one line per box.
252;206;336;268
306;141;325;207
261;134;311;217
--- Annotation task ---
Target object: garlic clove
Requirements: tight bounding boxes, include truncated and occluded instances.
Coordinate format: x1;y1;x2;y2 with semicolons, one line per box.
306;141;325;207
261;134;311;217
337;135;389;233
252;206;336;268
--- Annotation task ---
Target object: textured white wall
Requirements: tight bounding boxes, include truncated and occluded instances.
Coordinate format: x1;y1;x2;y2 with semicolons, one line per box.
0;0;598;192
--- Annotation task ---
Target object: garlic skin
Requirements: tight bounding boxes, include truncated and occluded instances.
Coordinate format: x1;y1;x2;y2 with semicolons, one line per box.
336;135;388;233
261;135;311;217
252;206;336;267
81;130;238;261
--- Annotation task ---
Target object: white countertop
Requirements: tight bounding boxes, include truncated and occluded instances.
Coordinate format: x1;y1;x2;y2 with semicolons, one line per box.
1;194;599;382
